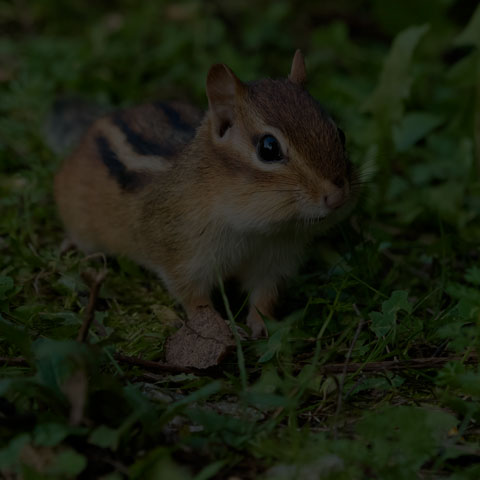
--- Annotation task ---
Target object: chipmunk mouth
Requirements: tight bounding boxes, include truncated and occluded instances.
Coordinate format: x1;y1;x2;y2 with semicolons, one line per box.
297;193;352;224
300;192;358;231
298;202;333;221
299;214;330;225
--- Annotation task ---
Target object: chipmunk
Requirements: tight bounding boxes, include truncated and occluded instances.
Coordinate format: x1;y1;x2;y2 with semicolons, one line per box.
54;50;357;338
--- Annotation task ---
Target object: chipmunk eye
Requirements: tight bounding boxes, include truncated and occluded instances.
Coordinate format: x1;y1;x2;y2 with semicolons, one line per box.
338;128;346;147
257;135;283;162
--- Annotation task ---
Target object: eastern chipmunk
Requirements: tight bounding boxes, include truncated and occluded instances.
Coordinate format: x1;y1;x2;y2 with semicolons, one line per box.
54;50;356;338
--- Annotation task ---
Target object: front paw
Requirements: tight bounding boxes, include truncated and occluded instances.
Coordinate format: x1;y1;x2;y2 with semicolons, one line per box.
246;311;268;339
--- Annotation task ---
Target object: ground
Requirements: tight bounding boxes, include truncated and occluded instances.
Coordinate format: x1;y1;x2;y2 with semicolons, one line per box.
1;1;480;479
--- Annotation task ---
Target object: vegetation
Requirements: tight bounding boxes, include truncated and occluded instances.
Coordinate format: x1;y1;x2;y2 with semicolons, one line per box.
1;0;480;478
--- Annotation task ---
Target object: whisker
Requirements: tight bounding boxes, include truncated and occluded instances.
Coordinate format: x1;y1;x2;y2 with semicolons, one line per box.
260;197;296;216
350;180;372;187
351;173;372;180
248;189;302;195
257;198;297;222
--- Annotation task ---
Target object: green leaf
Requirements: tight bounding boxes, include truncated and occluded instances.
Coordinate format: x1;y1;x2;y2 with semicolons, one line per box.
455;4;480;48
369;290;412;338
244;391;292;409
0;433;30;470
363;24;429;125
448;51;478;88
122;383;160;429
258;326;290;363
0;315;33;361
45;449;87;476
163;380;222;420
193;460;228;480
33;423;86;447
129;447;190;480
384;291;412;314
54;272;87;295
465;266;480;287
369;311;391;338
437;362;480;398
447;282;480;308
12;304;45;323
187;408;255;448
449;465;480;480
89;425;121;449
393;111;444;152
357;406;457;474
0;377;68;413
0;275;15;301
100;474;124;480
422;182;466;224
348;374;404;395
33;338;91;392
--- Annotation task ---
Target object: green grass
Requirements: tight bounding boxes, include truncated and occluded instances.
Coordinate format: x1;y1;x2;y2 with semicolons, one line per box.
1;1;480;478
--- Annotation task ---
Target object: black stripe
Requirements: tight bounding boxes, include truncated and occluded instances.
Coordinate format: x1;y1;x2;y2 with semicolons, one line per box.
154;102;196;134
113;114;174;157
95;136;143;192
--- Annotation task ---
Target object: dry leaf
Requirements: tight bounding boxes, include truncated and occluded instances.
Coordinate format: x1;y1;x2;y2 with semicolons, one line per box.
165;306;234;369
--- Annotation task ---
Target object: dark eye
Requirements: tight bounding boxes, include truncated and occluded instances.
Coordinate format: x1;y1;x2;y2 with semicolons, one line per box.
338;128;346;147
257;135;283;162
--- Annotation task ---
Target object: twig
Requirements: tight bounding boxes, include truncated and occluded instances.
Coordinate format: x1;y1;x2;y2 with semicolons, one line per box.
1;353;477;377
0;356;29;367
80;252;108;269
0;354;204;375
77;270;107;343
114;354;201;375
317;355;478;374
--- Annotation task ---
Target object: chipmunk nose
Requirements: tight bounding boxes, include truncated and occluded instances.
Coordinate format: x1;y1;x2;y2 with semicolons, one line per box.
324;185;346;209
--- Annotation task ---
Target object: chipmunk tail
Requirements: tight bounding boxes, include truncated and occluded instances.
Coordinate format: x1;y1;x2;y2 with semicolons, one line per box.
44;97;108;155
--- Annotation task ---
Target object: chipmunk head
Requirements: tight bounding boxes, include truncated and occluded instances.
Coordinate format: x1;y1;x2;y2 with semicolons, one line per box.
206;50;353;231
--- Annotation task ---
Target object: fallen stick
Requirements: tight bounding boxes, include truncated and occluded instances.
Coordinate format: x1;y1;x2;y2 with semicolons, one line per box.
77;270;107;343
317;355;478;374
113;353;201;375
0;356;29;367
1;354;476;375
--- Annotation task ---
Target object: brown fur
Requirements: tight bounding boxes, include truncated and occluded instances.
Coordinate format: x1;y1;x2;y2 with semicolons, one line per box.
54;51;358;338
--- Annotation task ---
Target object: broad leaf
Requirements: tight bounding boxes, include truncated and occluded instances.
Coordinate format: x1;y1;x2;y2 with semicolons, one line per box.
364;24;429;126
89;425;121;450
455;4;480;48
465;266;480;287
0;315;33;361
369;290;412;338
393;111;444;152
33;423;86;447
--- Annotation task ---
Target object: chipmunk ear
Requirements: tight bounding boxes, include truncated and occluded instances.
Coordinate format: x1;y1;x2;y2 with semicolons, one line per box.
288;49;306;86
206;64;246;138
